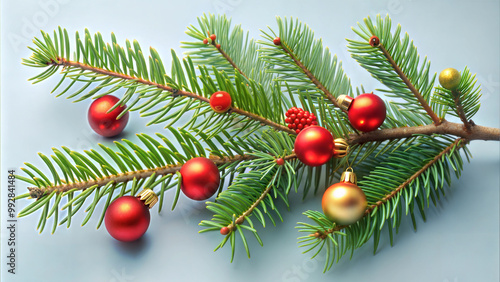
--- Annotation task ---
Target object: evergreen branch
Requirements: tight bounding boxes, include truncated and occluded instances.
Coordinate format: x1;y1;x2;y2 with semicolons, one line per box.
432;67;482;129
213;41;247;79
347;121;500;145
49;58;294;134
280;44;346;112
316;138;464;237
298;136;467;271
27;154;252;199
348;15;440;123
377;43;440;124
259;17;352;111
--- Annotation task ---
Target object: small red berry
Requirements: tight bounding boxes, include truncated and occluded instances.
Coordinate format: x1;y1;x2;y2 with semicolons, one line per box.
285;112;290;117
285;118;291;123
300;118;306;124
203;38;209;44
312;121;318;125
216;43;221;49
290;114;296;120
276;158;285;166
210;91;232;113
273;37;281;45
369;35;380;47
312;115;317;121
293;108;298;114
294;119;300;124
288;124;294;129
290;124;296;129
220;227;230;235
210;34;217;41
297;124;304;129
306;118;312;125
296;129;301;134
297;113;303;119
304;111;309;115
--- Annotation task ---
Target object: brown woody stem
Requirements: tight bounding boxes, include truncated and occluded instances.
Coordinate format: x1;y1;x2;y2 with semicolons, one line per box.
312;138;465;238
347;120;500;145
377;43;441;125
55;59;295;135
452;90;472;132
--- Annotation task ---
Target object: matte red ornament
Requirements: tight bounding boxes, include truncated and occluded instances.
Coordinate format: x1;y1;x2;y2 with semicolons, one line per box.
210;91;232;113
104;196;150;242
88;95;129;137
203;38;208;44
180;157;220;200
294;126;335;167
210;34;216;41
347;93;386;132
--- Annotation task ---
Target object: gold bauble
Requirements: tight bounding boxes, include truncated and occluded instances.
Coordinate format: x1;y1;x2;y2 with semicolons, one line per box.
322;170;367;225
439;68;461;90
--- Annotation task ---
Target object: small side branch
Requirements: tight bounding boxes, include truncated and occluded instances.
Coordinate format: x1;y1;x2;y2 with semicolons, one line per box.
212;42;249;80
377;43;441;125
27;154;253;199
55;59;295;134
280;44;348;113
452;90;472;132
313;138;464;238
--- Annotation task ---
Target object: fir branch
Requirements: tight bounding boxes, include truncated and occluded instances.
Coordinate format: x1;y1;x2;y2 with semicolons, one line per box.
280;44;346;112
313;138;464;238
377;43;440;124
50;58;294;134
212;41;248;79
27;154;253;199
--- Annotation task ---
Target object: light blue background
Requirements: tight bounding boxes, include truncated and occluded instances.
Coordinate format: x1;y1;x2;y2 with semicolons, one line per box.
1;0;499;281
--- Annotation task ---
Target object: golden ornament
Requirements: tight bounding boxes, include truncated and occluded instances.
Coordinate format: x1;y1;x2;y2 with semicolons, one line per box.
321;168;367;225
137;189;158;209
439;68;461;90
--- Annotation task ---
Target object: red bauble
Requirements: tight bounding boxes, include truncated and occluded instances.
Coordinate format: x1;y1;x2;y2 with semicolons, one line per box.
88;95;129;137
209;91;232;113
347;93;386;132
294;126;334;167
104;196;150;242
276;158;285;166
180;157;220;200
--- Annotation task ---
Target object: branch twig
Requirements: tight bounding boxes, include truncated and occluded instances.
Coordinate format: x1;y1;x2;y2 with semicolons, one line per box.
55;59;295;135
377;43;441;125
280;44;348;113
313;138;464;238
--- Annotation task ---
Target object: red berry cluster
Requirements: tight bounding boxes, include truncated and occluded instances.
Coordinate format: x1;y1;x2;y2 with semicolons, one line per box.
285;107;318;134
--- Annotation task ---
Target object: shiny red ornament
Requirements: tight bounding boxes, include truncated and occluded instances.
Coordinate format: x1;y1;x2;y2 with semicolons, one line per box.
369;35;380;47
273;37;281;45
276;158;285;166
180;157;220;200
210;91;232;113
294;126;335;167
347;93;386;132
88;95;129;137
220;227;230;235
104;196;150;242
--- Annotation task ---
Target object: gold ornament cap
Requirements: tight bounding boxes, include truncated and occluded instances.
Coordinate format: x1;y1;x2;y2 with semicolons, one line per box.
137;189;158;209
333;138;349;159
336;95;354;111
340;167;357;185
439;68;461;90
